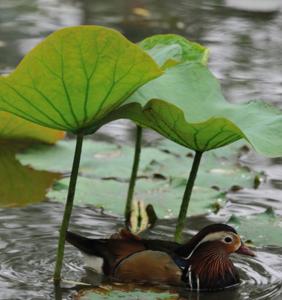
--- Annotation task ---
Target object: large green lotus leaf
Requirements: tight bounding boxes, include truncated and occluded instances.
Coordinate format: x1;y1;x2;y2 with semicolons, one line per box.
48;177;223;218
0;26;161;132
83;35;209;134
229;210;282;246
0;145;60;207
108;62;282;157
139;34;209;68
0;111;64;144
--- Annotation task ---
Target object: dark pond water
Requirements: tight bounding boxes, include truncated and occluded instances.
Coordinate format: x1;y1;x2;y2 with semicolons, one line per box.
0;202;282;300
0;0;282;299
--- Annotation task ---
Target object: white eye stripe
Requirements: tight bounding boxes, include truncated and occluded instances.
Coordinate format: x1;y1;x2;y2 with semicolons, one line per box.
184;231;239;260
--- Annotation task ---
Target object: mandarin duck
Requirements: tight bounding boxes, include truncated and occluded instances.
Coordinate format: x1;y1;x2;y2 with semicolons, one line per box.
66;223;255;291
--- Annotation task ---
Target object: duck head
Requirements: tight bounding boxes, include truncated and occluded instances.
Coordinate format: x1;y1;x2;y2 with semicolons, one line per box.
175;224;255;291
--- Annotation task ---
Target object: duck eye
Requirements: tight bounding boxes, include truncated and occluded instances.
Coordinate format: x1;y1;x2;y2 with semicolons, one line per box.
224;236;233;243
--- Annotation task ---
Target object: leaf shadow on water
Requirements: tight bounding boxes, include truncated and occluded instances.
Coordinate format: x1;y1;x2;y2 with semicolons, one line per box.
0;143;61;207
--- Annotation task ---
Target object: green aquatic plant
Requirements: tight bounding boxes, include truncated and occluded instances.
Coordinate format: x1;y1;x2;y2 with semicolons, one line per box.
125;125;143;220
0;25;161;281
106;61;282;242
123;34;209;221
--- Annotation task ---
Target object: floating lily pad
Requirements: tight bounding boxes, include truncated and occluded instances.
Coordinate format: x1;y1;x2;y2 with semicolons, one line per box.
228;209;282;247
77;285;178;300
48;176;224;218
78;290;176;300
155;140;254;190
18;138;257;217
16;139;118;173
157;138;246;158
18;139;255;188
17;139;171;177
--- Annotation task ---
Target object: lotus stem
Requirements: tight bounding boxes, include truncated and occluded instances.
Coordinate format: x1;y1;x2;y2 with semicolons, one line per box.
53;281;62;300
125;125;142;221
174;151;203;243
53;133;84;283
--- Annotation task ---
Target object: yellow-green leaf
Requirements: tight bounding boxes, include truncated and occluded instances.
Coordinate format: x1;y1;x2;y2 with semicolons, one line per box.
0;26;161;133
0;111;64;144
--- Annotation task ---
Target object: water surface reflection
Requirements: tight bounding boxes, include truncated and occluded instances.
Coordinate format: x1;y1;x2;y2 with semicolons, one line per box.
0;202;281;299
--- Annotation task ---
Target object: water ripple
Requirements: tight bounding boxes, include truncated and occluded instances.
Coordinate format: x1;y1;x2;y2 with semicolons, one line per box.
1;202;281;299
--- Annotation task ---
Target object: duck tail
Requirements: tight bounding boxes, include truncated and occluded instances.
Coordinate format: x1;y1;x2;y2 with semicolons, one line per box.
66;231;105;257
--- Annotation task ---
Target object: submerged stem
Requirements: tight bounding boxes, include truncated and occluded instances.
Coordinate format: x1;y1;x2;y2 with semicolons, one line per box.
125;125;142;221
53;133;84;283
174;151;203;243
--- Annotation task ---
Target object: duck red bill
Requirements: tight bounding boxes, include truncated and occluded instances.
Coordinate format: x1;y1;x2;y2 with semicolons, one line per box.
236;243;255;256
